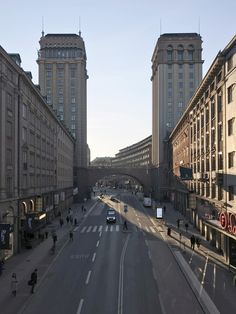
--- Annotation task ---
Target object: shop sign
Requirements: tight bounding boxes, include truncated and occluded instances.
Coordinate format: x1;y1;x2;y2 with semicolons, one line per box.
0;224;11;250
220;211;236;235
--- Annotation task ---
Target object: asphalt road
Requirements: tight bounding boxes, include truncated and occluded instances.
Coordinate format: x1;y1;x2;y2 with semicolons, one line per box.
15;191;211;314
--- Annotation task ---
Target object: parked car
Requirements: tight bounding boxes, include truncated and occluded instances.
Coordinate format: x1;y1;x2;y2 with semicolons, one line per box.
106;209;116;223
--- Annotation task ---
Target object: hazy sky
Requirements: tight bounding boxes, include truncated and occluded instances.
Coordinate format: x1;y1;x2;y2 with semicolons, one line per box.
0;1;235;160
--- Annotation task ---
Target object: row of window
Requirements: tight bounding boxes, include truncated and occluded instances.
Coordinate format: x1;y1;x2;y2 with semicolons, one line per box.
39;48;84;59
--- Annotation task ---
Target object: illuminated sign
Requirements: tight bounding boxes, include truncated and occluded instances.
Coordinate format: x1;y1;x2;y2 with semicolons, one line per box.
220;211;236;235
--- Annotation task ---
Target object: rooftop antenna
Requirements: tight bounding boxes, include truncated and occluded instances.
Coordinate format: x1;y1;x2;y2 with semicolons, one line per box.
160;19;162;36
41;16;45;37
79;16;81;36
198;16;201;35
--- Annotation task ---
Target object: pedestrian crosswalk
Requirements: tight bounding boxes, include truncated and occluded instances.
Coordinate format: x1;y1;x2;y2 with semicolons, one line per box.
78;224;160;234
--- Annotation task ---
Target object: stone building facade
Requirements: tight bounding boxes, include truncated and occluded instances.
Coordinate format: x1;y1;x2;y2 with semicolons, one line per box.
0;45;74;258
170;35;236;267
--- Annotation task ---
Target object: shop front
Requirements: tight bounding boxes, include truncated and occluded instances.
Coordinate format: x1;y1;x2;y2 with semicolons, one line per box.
22;212;46;249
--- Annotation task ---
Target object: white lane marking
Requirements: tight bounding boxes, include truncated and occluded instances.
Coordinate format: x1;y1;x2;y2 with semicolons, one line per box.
76;299;84;314
99;231;102;237
86;270;91;284
110;225;113;232
150;218;155;225
118;235;130;314
81;226;86;233
116;225;119;232
150;226;156;233
74;226;79;232
92;253;96;262
145;226;149;232
96;240;100;247
213;264;216;290
87;226;92;232
174;251;220;314
98;226;103;232
138;222;141;227
105;226;109;232
201;253;209;285
92;226;97;232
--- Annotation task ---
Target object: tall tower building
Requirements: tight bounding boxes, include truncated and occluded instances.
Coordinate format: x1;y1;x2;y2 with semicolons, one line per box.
151;33;203;198
37;32;88;167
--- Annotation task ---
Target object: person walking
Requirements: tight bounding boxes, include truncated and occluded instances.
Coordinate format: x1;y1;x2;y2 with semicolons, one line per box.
59;218;64;228
177;219;180;229
69;231;74;241
29;269;38;294
74;218;77;226
123;220;128;231
185;222;189;233
66;216;69;224
196;237;201;249
190;235;196;250
11;273;18;297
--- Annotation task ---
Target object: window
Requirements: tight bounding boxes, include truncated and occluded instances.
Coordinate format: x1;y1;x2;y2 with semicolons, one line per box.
179;82;183;88
71;97;76;103
168;82;172;88
189;82;194;88
71;106;76;113
22;127;27;141
6;149;12;165
229;185;234;201
71;124;76;130
168;73;172;79
178;73;183;79
46;71;52;77
58;106;64;113
228;118;234;136
70;69;76;78
189;64;194;70
189;72;194;79
228;56;233;72
188;50;194;61
228;152;235;168
217;94;222;112
168;64;172;70
7;93;13;108
71;115;76;121
167;51;173;61
228;85;233;103
22;103;27;118
177;50;183;61
6;121;13;137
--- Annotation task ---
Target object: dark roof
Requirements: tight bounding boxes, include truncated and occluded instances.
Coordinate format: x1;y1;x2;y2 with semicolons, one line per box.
160;33;200;38
45;34;79;37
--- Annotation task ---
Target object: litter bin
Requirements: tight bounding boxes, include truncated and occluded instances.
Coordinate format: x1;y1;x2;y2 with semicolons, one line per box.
167;227;171;236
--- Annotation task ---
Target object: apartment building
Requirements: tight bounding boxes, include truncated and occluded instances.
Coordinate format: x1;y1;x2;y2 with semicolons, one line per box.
151;33;203;199
112;135;152;168
170;35;236;267
37;33;88;167
0;46;74;257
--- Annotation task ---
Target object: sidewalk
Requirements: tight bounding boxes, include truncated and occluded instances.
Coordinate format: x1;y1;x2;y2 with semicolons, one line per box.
154;202;228;270
0;199;96;306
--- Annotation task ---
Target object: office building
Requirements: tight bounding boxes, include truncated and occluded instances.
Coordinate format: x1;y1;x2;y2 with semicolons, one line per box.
37;32;88;167
151;33;203;198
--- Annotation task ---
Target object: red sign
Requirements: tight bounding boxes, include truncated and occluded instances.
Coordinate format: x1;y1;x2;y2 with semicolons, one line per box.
219;211;236;235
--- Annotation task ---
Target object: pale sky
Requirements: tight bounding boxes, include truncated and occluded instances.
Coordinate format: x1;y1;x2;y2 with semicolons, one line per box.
0;0;235;160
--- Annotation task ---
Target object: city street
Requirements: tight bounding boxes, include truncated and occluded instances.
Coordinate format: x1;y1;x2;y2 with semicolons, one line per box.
1;190;235;314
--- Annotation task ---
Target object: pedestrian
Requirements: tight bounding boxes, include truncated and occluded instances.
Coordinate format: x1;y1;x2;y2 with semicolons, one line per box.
59;218;64;227
123;220;128;230
66;216;69;224
185;222;189;233
179;232;182;242
58;211;61;217
177;218;180;229
81;205;84;213
29;269;37;294
69;231;73;241
74;218;77;226
0;260;4;276
190;235;196;250
196;237;201;249
53;233;57;246
70;216;73;225
11;273;18;296
45;230;48;239
163;205;166;213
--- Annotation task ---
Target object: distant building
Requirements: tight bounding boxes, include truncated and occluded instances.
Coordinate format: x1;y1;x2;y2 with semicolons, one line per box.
90;157;113;167
37;32;88;167
170;35;236;267
112;135;152;168
0;45;74;257
151;33;203;199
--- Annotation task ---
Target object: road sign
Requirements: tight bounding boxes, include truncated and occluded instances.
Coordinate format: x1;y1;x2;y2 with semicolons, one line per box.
124;204;128;213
